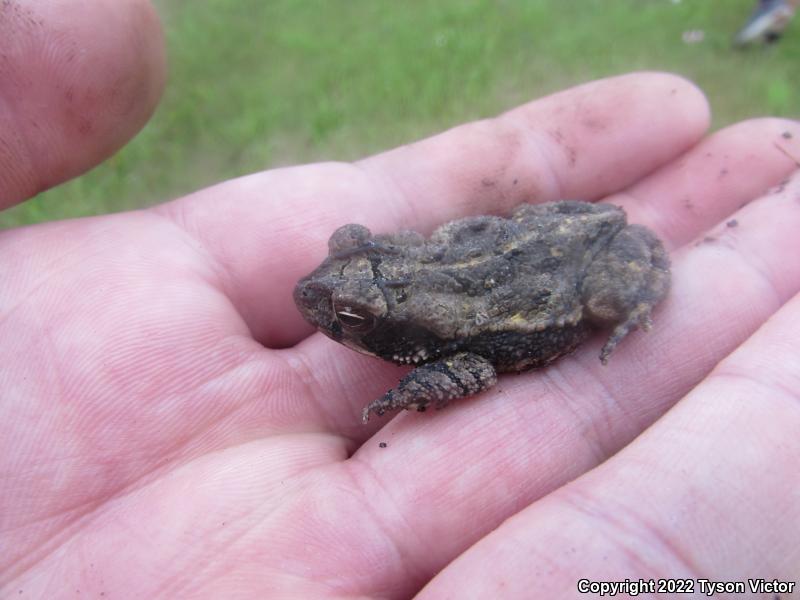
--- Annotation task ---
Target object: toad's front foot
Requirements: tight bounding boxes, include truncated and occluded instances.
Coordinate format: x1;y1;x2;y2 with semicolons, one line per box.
361;352;497;423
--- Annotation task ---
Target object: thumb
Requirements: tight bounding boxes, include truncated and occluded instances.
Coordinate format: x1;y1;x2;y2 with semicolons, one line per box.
0;0;166;209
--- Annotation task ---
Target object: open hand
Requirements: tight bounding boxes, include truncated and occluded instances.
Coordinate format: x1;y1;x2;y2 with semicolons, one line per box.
2;2;799;597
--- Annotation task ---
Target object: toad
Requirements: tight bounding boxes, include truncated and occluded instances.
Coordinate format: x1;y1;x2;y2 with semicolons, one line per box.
294;201;670;423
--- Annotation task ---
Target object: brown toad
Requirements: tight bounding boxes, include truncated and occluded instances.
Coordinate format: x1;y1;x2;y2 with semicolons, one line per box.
294;201;670;423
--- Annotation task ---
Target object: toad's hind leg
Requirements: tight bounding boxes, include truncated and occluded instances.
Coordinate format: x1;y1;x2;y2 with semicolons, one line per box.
581;224;670;363
361;352;497;423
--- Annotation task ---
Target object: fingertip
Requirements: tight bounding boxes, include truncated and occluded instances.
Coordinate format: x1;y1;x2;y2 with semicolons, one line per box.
626;71;711;135
497;71;712;200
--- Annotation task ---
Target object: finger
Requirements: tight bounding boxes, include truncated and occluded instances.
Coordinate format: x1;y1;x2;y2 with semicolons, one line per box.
285;119;800;437
358;72;709;216
614;117;800;249
418;293;800;598
156;72;709;347
303;175;800;596
0;0;165;208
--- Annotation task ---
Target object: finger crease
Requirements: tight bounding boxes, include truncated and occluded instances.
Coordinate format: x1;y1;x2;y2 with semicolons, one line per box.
557;485;706;579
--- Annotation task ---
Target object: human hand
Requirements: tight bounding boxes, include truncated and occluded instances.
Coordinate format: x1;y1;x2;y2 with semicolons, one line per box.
2;2;799;598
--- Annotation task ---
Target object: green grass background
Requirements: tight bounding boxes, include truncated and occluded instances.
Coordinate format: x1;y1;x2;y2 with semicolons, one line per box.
2;0;798;227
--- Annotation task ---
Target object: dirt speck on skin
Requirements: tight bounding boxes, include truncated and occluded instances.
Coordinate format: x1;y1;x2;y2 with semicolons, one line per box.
695;235;717;247
781;131;793;139
565;145;577;167
682;196;694;211
772;179;790;195
581;117;607;131
379;442;387;448
481;178;496;188
726;219;738;228
77;118;92;135
718;168;729;179
549;129;577;165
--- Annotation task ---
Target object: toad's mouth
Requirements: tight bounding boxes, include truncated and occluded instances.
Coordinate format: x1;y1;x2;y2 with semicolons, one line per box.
339;337;379;358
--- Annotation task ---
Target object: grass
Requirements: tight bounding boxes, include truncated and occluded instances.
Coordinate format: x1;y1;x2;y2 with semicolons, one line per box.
2;0;799;227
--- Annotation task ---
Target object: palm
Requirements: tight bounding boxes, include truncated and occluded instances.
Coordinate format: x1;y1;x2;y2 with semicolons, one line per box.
3;4;800;599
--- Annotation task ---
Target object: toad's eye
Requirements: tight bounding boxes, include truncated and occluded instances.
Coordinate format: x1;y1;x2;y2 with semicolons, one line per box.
333;303;377;333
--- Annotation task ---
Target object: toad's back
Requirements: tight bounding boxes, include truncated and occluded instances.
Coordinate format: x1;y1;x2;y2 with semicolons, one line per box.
371;201;628;342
